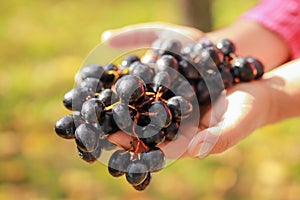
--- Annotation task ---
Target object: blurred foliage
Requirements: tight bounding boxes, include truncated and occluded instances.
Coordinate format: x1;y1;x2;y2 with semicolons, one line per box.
1;0;300;199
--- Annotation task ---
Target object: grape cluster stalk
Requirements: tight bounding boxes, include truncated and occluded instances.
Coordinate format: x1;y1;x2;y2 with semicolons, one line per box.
54;38;264;191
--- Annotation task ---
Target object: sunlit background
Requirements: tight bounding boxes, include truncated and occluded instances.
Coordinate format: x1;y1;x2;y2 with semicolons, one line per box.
1;0;300;199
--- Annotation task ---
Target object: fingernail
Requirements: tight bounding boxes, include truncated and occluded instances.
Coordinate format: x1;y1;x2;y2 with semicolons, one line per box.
101;30;113;42
198;142;212;158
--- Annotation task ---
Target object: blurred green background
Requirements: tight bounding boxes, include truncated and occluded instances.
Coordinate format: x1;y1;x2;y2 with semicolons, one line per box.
1;0;300;199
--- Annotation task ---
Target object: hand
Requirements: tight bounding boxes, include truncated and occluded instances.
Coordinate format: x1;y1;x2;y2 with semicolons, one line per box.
101;22;272;160
107;79;271;159
187;79;271;158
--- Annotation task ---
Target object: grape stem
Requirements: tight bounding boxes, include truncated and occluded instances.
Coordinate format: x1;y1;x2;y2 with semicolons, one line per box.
132;112;149;153
104;101;122;111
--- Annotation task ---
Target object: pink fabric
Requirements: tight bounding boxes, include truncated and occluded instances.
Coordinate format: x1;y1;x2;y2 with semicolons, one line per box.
241;0;300;59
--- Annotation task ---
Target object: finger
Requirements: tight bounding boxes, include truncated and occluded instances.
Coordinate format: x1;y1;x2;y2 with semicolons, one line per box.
102;27;158;48
101;22;204;48
200;90;228;128
159;121;199;159
187;126;228;158
107;131;132;150
188;90;259;158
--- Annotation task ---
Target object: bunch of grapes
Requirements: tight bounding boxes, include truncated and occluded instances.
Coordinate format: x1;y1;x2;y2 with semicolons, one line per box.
54;38;264;191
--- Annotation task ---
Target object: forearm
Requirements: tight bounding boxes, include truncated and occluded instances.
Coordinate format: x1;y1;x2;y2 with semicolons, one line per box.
206;20;290;71
262;59;300;125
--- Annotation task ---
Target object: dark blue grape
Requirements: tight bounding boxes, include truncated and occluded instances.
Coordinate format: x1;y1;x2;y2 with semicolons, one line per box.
194;46;224;68
160;38;182;57
141;147;165;172
108;149;131;177
112;103;133;132
129;62;154;84
126;160;148;186
54;115;76;139
231;57;256;82
155;54;179;80
77;145;102;164
63;87;94;111
120;55;141;70
115;75;145;104
216;38;236;56
180;43;195;57
97;89;118;107
79;77;103;93
149;101;172;128
76;64;104;82
133;173;152;191
100;63;118;88
178;58;201;80
80;98;105;123
245;56;264;79
136;124;165;147
152;71;171;93
99;112;119;135
167;96;193;122
197;68;225;105
164;122;180;141
75;123;99;152
171;79;196;102
220;68;233;89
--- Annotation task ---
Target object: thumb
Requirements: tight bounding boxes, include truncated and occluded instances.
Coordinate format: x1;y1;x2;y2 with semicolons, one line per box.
188;92;260;158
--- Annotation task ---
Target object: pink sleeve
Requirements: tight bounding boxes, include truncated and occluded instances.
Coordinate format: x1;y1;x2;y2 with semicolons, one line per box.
241;0;300;59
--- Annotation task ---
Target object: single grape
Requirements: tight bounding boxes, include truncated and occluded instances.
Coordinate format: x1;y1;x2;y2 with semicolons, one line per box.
80;98;105;123
195;46;224;68
140;147;165;172
152;71;171;93
77;145;102;164
75;123;99;152
220;68;234;89
54;115;76;139
216;38;236;56
195;38;214;49
63;87;94;111
120;54;141;70
126;160;148;186
245;56;264;79
172;78;197;102
155;55;179;80
136;124;165;147
97;88;118;107
112;103;133;132
148;101;172;128
115;75;145;104
100;63;118;88
180;43;195;57
197;68;225;104
129;62;154;84
164;121;180;141
108;149;131;177
178;58;201;80
99;112;119;135
79;77;103;93
231;57;256;82
132;172;152;191
167;96;193;122
158;38;182;57
75;64;104;83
